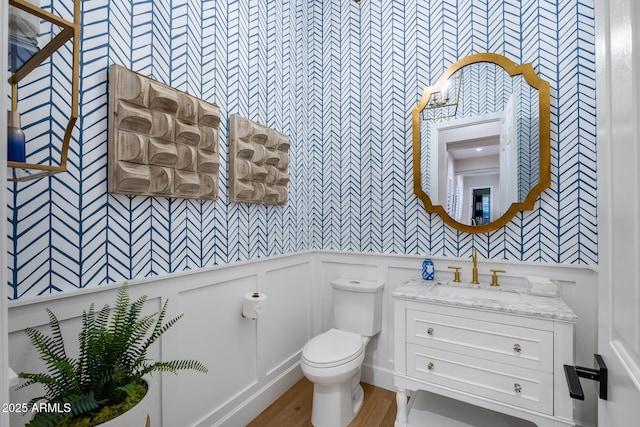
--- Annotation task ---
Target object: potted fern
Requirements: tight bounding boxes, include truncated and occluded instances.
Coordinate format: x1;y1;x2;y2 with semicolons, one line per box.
17;284;208;427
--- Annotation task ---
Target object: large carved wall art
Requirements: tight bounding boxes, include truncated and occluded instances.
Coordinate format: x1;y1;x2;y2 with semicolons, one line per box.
108;64;221;200
229;114;290;205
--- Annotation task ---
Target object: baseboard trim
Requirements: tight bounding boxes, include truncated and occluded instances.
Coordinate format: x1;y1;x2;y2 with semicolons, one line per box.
208;362;304;427
361;362;396;393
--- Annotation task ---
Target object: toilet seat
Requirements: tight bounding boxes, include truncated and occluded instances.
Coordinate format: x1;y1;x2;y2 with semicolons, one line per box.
302;329;364;368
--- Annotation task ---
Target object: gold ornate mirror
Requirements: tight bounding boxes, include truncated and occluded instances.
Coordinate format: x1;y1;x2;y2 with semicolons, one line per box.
412;53;550;233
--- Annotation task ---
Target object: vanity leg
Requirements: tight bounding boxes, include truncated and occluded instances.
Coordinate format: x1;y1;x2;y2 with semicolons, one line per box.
395;388;408;427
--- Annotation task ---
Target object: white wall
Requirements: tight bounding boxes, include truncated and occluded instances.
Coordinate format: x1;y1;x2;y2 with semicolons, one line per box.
8;251;598;427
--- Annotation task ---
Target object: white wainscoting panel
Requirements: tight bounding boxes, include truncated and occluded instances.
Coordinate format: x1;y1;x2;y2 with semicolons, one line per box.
261;262;312;376
8;253;314;427
171;275;258;427
7;251;597;426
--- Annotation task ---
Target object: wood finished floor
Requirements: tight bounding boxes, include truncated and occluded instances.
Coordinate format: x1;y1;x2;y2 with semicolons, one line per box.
246;378;397;427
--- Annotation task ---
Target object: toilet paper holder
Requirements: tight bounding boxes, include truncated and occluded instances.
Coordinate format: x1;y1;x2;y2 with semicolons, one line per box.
242;291;267;319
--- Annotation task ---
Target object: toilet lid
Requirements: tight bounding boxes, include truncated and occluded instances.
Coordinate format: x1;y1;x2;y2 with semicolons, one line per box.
302;329;364;368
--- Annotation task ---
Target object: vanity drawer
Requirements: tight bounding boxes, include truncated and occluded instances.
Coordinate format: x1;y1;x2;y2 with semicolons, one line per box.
407;343;553;415
407;309;553;372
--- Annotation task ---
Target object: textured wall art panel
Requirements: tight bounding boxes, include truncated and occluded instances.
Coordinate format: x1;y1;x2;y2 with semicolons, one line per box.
108;64;221;200
228;114;290;205
6;0;596;301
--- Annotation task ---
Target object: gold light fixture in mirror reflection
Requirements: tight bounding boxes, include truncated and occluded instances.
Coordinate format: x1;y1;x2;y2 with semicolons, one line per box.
412;53;550;233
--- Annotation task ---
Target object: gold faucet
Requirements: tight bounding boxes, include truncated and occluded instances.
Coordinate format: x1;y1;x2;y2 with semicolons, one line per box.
471;249;479;284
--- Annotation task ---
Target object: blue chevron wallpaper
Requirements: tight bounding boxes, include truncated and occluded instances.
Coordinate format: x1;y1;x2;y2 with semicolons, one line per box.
7;0;596;300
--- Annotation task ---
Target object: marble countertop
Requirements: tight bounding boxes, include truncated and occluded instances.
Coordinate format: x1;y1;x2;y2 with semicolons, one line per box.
393;278;577;322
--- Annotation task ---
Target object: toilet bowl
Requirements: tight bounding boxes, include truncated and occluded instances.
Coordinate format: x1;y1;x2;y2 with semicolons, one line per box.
301;329;370;427
301;278;384;427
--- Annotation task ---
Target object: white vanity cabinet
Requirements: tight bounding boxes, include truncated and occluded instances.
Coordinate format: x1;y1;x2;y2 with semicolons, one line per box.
393;281;577;427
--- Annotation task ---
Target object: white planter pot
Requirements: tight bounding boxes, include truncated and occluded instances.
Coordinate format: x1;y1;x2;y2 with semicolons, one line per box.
97;381;151;427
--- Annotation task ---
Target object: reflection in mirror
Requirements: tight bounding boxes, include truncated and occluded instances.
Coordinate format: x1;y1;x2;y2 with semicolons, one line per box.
421;69;462;121
412;53;550;233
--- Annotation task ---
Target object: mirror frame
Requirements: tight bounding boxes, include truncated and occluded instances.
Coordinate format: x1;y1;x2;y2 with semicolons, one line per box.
412;53;551;233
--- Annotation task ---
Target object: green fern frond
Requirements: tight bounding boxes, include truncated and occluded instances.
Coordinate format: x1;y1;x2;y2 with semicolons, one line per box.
115;381;138;398
137;303;183;362
21;320;83;398
142;299;173;349
17;373;57;390
95;302;111;330
22;327;61;365
44;309;68;361
109;285;130;335
124;294;148;332
138;359;208;377
64;391;106;417
120;314;157;366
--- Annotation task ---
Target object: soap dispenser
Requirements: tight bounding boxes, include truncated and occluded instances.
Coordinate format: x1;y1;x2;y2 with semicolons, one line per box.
422;256;434;281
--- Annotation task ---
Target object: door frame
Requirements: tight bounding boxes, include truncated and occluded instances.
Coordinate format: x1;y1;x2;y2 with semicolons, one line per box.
468;185;493;225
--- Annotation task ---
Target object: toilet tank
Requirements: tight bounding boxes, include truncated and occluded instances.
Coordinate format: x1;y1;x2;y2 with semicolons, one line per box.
331;278;385;337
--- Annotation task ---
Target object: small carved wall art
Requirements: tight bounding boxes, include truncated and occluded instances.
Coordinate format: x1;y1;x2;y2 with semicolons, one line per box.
108;64;221;200
229;114;290;205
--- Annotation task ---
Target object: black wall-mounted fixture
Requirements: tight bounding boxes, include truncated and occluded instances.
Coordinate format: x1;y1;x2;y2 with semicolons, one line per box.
564;354;608;400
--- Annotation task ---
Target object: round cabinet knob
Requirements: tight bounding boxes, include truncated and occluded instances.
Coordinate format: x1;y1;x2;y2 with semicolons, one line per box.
427;327;434;336
513;343;522;353
514;383;522;394
427;362;434;371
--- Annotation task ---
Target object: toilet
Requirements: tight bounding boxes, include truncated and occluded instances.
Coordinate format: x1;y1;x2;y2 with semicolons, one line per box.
301;278;385;427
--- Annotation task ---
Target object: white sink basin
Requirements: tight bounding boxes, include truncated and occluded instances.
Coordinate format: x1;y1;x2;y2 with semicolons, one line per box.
429;285;522;303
